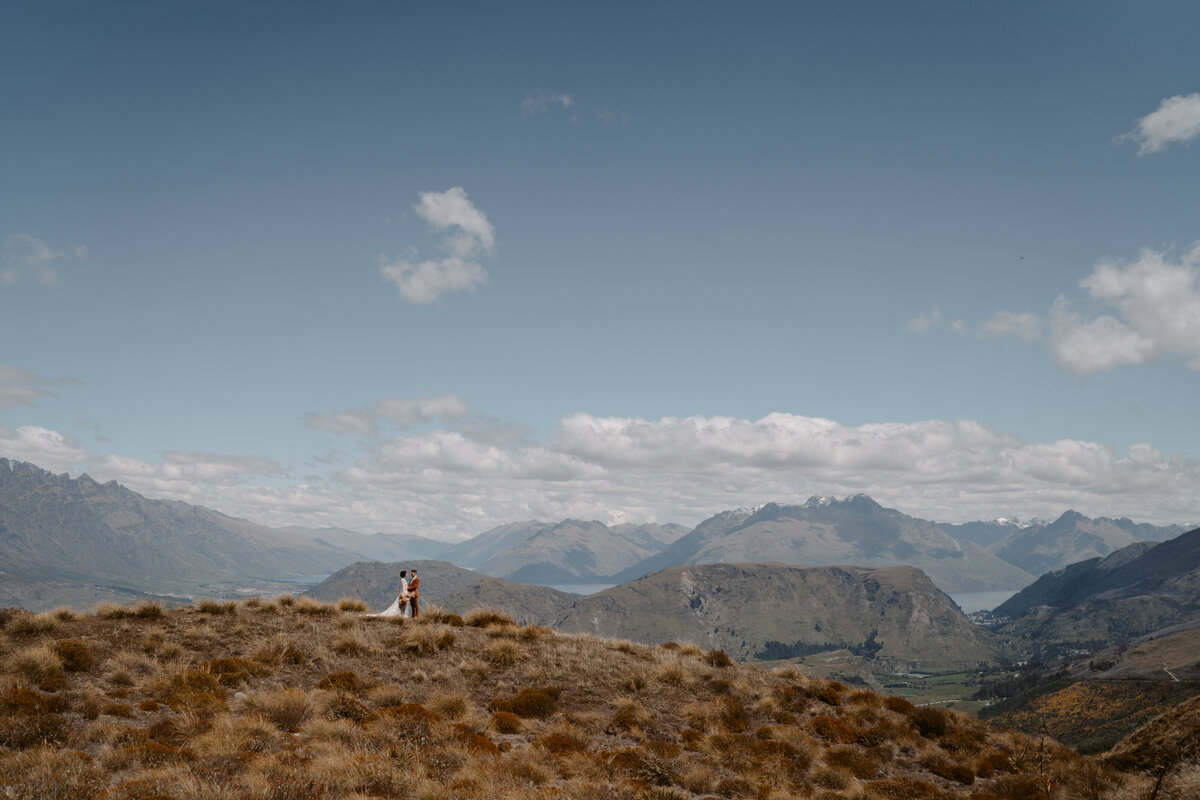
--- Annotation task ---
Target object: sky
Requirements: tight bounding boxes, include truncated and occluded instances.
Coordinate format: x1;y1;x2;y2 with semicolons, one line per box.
2;0;1199;539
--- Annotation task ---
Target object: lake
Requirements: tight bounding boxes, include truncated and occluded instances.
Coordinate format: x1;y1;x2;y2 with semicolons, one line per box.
949;590;1018;613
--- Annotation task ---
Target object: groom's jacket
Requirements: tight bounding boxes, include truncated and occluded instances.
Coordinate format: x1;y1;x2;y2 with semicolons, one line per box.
409;576;419;596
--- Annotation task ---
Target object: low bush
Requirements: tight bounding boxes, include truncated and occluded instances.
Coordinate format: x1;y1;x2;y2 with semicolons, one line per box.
510;686;560;719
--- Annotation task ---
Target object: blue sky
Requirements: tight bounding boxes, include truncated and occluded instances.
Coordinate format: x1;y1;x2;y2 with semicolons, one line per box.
3;1;1199;537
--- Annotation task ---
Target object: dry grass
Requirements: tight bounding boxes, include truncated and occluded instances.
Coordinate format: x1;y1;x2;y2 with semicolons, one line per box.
0;597;1148;800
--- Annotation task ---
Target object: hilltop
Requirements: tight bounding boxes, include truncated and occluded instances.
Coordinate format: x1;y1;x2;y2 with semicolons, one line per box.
0;597;1157;799
309;561;1005;670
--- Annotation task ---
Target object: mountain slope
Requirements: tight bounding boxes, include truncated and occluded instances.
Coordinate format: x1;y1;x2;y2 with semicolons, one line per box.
428;561;1004;669
990;511;1185;575
0;458;360;602
996;527;1200;644
614;496;1033;593
281;526;448;562
439;519;687;582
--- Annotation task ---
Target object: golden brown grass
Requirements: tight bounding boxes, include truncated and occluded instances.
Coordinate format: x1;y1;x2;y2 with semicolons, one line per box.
0;597;1153;800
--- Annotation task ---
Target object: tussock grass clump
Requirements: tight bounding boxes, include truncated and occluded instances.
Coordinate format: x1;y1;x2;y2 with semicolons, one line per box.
396;625;456;656
316;670;369;694
421;607;465;627
292;596;338;616
6;644;64;685
250;633;305;665
5;610;58;635
196;597;239;615
244;687;315;732
131;600;166;619
336;597;369;612
483;638;525;666
464;606;515;628
200;657;268;687
332;628;375;656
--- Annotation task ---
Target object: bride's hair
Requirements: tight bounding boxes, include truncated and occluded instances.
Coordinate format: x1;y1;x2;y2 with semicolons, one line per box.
400;570;407;577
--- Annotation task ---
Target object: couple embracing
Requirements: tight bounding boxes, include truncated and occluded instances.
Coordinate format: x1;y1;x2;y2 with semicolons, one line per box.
376;568;420;618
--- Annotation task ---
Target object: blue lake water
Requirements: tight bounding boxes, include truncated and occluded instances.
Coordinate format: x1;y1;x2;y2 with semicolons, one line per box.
542;583;617;595
949;590;1018;613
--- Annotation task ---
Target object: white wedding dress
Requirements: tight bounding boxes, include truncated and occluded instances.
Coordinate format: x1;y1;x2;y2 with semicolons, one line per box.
369;595;411;618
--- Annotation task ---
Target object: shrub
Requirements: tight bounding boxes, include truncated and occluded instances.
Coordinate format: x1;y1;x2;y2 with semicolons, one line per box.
826;745;879;778
510;686;560;719
490;710;521;733
862;777;945;799
816;683;843;706
454;723;500;756
809;714;857;744
883;695;917;715
704;648;734;668
912;707;950;739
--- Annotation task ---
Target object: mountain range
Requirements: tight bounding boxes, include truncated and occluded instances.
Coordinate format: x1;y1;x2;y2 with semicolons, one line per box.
994;526;1200;646
2;456;1189;609
611;496;1033;593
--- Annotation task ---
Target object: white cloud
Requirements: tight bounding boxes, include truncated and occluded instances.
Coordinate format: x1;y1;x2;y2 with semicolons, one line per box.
2;234;87;287
521;90;574;117
327;412;1200;536
1124;92;1200;155
6;412;1198;538
0;425;89;472
305;393;468;436
905;304;942;334
379;187;494;304
981;242;1200;375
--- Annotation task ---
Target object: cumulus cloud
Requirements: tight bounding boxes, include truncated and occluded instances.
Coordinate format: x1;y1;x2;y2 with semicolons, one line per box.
2;234;87;287
304;393;468;436
6;411;1198;538
981;242;1200;375
327;412;1200;537
379;187;495;304
521;90;574;117
0;425;89;472
1123;92;1200;155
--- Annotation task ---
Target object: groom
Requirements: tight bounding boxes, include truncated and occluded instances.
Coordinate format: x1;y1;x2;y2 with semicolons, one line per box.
408;568;420;618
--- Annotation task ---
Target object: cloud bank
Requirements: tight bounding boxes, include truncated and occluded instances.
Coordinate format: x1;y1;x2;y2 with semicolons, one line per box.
20;408;1196;539
1124;92;1200;155
379;187;495;304
982;242;1200;374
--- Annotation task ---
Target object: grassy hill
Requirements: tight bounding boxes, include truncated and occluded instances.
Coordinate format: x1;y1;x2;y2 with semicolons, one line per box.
0;596;1174;799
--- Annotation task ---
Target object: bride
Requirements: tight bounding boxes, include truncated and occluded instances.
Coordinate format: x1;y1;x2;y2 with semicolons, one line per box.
371;569;413;618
